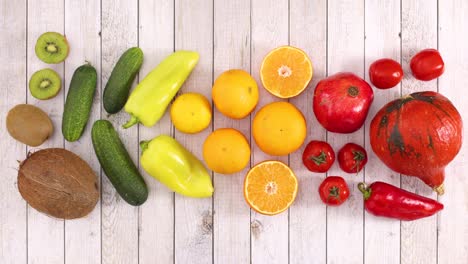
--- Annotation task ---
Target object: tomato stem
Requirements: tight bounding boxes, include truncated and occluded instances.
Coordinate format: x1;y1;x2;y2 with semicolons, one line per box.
327;186;341;202
310;151;327;165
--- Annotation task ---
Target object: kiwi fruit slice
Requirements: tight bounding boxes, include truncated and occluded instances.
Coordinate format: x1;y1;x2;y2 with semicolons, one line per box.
35;32;69;64
29;68;61;100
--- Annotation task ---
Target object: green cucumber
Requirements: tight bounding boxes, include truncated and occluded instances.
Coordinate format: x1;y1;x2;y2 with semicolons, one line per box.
62;64;97;142
103;47;143;114
91;120;148;206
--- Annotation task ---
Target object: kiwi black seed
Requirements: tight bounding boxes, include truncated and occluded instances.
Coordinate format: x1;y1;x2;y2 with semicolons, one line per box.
29;68;62;100
35;32;69;64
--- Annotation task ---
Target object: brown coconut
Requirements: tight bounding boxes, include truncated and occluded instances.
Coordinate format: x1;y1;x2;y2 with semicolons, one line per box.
18;148;99;219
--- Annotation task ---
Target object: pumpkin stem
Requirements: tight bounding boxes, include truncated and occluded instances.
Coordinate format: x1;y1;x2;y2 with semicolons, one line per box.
358;182;371;200
434;184;445;195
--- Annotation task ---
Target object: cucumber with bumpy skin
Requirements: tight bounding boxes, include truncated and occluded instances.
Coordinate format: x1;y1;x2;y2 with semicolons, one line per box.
103;47;143;114
91;120;148;206
62;64;97;142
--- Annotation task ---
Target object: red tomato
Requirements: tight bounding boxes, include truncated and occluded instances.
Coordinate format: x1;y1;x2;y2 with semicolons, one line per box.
313;72;374;133
338;143;368;173
302;140;335;173
318;176;349;206
369;58;403;89
410;49;445;81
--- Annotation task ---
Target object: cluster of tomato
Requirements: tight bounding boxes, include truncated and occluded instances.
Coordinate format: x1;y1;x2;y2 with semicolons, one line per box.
302;49;445;206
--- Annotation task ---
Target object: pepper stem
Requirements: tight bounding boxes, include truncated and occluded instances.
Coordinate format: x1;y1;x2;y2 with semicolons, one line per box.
139;140;150;153
357;182;371;200
123;115;139;129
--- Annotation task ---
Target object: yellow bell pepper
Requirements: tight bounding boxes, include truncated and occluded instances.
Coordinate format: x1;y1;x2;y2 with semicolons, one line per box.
123;51;199;128
140;135;213;198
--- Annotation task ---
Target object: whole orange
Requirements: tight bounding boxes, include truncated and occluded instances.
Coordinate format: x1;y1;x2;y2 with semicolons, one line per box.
203;128;251;174
212;69;259;119
252;101;306;156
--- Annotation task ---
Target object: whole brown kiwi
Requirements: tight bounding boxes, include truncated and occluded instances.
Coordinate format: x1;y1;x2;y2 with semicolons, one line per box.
18;148;99;219
6;104;53;146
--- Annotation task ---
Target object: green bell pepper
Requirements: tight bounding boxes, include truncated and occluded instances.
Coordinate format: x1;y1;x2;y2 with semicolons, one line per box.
140;135;213;198
123;50;199;128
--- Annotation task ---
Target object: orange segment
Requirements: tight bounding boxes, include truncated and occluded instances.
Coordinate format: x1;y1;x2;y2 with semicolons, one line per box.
244;161;298;215
260;46;313;98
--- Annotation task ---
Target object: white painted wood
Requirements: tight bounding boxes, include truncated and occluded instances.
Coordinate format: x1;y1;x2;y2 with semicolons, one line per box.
401;1;438;264
63;0;101;263
174;1;213;263
0;1;27;263
2;1;468;263
101;0;139;263
289;1;327;263
327;1;365;263
438;1;468;263
213;0;251;263
26;0;65;263
250;0;289;263
138;0;175;263
363;1;401;263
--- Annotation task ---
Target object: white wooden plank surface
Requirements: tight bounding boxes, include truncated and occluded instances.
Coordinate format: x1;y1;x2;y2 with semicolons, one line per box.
26;0;65;263
250;1;289;263
401;1;438;264
213;0;251;263
438;1;468;263
0;1;27;263
101;1;139;263
289;1;327;263
327;1;365;263
63;1;101;263
174;1;213;263
364;1;401;263
1;1;468;264
138;0;175;263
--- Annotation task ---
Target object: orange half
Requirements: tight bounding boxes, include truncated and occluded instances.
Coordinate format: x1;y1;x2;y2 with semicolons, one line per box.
260;46;313;98
244;161;298;215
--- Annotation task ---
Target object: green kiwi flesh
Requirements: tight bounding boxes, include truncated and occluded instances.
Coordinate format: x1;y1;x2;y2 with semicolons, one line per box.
29;68;61;100
35;32;69;64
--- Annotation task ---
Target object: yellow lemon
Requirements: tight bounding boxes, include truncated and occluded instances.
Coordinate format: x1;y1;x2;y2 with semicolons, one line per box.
170;93;212;134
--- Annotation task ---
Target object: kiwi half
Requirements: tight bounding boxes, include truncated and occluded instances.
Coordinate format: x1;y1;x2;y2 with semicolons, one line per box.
29;68;61;100
35;32;69;64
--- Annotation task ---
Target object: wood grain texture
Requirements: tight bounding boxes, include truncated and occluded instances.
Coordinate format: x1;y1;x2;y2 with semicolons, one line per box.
438;1;468;263
63;1;101;263
101;0;139;263
26;0;65;263
0;1;27;263
1;1;468;263
288;1;327;263
363;1;401;263
174;1;213;263
213;0;251;263
401;1;438;264
138;0;175;263
250;0;289;263
327;1;364;263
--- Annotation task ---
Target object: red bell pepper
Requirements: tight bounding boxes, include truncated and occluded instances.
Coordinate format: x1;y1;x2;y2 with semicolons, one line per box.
358;181;443;221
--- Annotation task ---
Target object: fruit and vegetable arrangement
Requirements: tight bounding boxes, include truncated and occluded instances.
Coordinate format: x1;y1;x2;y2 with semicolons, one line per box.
6;31;462;223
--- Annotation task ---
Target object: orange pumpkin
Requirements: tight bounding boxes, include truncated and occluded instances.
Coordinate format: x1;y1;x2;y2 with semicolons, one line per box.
370;91;462;195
